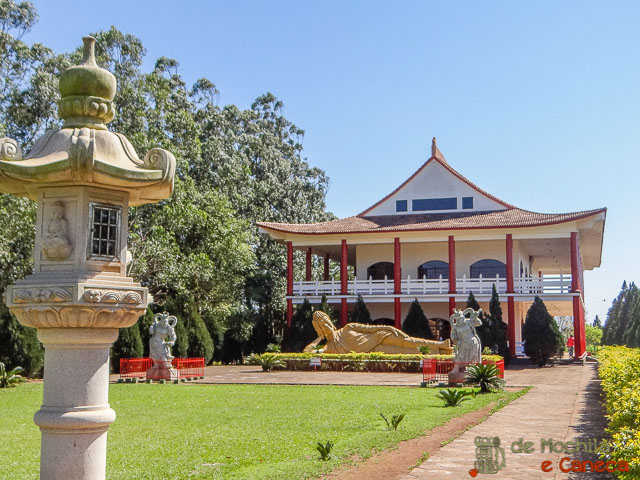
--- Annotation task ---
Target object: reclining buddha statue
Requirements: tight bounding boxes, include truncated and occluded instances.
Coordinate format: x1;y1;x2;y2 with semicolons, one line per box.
304;311;453;354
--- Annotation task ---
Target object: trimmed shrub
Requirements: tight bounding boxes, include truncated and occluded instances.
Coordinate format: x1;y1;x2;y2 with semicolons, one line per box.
523;296;563;366
403;299;433;339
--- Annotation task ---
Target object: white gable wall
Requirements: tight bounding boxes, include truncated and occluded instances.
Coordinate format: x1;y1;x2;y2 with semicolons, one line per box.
365;160;508;216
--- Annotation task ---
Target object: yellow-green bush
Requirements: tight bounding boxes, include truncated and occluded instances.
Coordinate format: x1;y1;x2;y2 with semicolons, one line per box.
598;346;640;478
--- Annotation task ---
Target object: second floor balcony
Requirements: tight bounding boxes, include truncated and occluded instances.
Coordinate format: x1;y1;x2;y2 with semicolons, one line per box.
290;274;573;298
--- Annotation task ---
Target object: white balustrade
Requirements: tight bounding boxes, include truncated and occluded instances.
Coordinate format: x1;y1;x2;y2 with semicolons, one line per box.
291;274;572;297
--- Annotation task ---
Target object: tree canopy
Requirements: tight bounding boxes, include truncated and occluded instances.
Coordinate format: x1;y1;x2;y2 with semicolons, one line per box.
0;2;333;370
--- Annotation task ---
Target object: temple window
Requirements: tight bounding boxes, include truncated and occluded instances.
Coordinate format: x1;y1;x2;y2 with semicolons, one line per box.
417;260;449;279
367;261;394;280
470;259;506;278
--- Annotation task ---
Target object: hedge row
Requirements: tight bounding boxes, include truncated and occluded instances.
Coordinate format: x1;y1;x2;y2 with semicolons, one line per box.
598;346;640;478
267;353;502;373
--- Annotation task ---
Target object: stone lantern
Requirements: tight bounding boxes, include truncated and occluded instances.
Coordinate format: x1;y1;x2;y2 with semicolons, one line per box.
0;37;175;479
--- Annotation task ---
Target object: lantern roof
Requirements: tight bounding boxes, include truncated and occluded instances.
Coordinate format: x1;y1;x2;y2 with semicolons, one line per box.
0;36;175;206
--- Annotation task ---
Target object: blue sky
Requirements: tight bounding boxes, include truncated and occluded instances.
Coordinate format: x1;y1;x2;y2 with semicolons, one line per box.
27;1;640;322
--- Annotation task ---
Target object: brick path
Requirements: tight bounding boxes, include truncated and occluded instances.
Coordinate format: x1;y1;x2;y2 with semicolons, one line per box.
402;363;612;480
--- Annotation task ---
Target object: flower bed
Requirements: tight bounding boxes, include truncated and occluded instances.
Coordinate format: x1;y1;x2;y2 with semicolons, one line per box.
598;346;640;478
268;352;503;373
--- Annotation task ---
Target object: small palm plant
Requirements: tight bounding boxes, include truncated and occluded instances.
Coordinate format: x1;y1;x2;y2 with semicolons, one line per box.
464;364;506;393
316;440;334;461
246;353;285;372
0;362;26;388
380;412;406;430
437;388;473;407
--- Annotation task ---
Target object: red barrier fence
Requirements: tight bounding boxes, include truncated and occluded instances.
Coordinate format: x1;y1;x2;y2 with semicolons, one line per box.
172;357;205;379
119;357;205;381
422;358;504;385
119;358;152;379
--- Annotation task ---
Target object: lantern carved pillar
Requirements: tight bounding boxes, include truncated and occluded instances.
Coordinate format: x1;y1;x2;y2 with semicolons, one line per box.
0;37;175;480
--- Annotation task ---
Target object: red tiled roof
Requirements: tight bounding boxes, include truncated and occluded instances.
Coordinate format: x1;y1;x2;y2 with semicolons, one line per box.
257;208;607;236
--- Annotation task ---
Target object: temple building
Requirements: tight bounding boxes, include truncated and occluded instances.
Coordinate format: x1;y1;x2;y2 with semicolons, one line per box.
257;139;606;357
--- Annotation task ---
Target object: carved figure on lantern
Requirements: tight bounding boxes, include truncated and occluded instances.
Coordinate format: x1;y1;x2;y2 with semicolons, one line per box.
447;308;484;384
147;312;178;381
41;201;72;260
304;310;453;354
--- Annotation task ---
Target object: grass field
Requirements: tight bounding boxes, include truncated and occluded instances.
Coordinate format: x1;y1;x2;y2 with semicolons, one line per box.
0;382;524;479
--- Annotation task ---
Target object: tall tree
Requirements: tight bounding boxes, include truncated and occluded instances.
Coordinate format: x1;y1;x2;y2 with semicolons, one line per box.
488;284;509;359
282;299;315;352
602;281;627;345
466;292;490;349
350;295;372;324
403;299;433;339
592;315;602;329
523;297;563;367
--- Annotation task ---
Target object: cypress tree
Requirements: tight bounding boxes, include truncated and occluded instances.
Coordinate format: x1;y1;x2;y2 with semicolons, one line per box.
317;294;337;325
523;296;563;367
111;323;143;371
403;299;433;339
172;315;189;358
202;310;225;359
185;306;214;363
138;307;156;357
489;284;509;359
0;306;44;377
282;298;315;352
466;292;490;348
592;315;602;329
622;285;640;347
603;281;627;345
350;295;372;324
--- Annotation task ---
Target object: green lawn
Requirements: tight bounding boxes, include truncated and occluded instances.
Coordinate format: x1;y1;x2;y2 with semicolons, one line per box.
0;383;524;479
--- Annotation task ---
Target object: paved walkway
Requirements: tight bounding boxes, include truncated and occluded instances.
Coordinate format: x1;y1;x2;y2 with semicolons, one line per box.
402;363;611;480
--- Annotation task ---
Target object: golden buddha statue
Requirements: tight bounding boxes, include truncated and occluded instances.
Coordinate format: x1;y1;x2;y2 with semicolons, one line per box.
304;311;453;354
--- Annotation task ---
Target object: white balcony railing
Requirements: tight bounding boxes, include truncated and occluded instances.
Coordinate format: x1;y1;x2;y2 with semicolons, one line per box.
291;274;572;297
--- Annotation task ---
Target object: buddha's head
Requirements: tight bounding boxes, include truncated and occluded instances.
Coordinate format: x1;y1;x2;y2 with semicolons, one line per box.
312;310;336;338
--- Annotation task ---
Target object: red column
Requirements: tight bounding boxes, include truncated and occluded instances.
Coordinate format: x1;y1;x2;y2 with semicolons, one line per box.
506;234;516;357
323;253;330;281
340;239;348;327
448;236;456;316
394;237;402;329
305;247;312;282
571;232;585;357
286;241;293;327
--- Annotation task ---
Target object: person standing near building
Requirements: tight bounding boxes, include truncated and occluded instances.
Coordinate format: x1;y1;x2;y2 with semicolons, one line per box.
567;335;575;357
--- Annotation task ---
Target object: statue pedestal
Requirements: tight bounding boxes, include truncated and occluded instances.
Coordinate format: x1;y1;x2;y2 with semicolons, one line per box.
448;370;466;385
147;360;178;381
33;328;118;480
